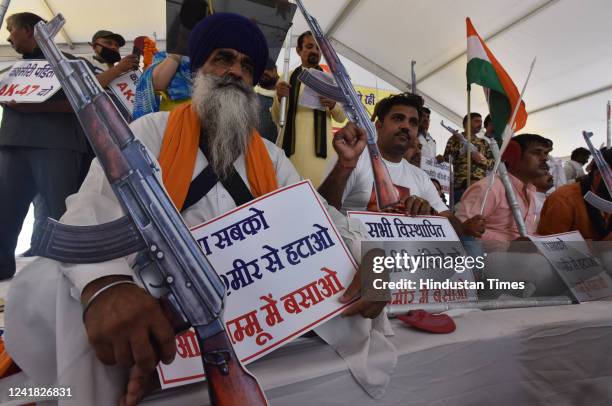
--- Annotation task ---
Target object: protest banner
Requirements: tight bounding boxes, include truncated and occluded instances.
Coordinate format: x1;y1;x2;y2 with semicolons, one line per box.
157;181;357;389
107;70;140;114
348;212;478;306
421;157;451;194
0;60;60;102
529;231;612;302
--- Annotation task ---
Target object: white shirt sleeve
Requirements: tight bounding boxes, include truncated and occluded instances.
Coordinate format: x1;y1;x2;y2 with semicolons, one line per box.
410;164;448;213
60;113;169;298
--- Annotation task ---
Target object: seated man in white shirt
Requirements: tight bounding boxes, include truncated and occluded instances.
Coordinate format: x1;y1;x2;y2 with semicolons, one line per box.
564;147;590;183
319;93;485;237
417;106;436;160
5;13;391;406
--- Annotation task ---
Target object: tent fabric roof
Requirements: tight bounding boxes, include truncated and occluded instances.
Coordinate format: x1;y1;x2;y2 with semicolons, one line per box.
1;0;610;157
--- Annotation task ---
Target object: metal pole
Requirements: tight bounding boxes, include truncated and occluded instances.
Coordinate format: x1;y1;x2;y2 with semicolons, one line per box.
278;26;292;128
387;296;573;316
411;60;416;94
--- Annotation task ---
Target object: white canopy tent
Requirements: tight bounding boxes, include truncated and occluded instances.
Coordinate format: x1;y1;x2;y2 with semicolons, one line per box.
1;0;610;157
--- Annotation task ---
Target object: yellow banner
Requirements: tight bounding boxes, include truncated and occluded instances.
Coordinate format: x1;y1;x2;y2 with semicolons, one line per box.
332;84;397;129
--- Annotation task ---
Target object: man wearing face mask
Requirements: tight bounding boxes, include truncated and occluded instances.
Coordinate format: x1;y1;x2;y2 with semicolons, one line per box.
255;59;280;142
89;30;139;88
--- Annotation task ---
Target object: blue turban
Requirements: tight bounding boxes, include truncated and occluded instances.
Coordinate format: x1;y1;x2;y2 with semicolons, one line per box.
189;12;269;84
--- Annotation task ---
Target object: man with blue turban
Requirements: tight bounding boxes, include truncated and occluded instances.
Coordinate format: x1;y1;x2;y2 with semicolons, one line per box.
5;11;390;406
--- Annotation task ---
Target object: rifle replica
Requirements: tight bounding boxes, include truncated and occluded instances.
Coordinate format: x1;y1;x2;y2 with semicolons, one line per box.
33;15;267;405
294;0;400;210
583;131;612;213
440;120;486;162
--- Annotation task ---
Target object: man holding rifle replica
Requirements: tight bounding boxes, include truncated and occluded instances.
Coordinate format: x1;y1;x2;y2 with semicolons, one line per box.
5;11;388;406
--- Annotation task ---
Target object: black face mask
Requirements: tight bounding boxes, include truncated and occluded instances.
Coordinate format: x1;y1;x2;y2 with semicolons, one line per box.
258;75;278;89
97;46;121;64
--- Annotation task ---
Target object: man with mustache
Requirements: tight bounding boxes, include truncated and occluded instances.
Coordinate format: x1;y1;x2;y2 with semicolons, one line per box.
441;112;494;203
5;13;389;406
318;93;483;238
538;147;612;240
456;134;553;240
272;30;347;187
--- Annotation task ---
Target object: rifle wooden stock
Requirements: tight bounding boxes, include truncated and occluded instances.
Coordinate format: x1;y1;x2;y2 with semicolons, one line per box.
200;332;268;406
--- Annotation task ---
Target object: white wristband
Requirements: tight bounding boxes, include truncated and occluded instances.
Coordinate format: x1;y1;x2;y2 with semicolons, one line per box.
82;280;138;323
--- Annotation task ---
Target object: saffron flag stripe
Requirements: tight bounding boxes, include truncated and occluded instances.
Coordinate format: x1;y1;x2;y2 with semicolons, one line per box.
466;17;527;131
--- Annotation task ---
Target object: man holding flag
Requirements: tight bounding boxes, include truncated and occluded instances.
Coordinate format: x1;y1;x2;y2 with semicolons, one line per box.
455;17;538;240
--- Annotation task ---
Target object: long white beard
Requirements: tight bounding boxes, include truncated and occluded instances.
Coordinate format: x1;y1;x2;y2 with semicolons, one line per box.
192;72;260;179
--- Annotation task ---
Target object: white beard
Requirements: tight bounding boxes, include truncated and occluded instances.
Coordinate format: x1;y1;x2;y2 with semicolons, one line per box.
192;71;260;179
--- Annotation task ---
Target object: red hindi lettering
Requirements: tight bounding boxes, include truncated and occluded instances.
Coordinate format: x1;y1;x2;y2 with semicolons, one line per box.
175;330;201;359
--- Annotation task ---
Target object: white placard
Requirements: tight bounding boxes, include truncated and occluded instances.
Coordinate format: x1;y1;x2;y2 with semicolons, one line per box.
347;211;458;241
420;157;451;194
157;181;357;388
108;70;140;114
0;60;60;103
298;69;335;111
529;231;612;302
348;212;478;305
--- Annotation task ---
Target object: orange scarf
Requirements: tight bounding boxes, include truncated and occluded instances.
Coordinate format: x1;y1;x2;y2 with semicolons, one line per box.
158;103;278;210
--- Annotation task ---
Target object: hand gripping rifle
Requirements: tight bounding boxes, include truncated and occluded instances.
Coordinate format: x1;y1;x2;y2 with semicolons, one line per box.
33;15;267;405
583;131;612;213
440;120;486;162
294;0;399;210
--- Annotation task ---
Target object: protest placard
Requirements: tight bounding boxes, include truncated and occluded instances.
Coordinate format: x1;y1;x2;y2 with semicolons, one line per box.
529;231;612;302
108;70;140;114
421;157;451;194
348;212;478;306
157;181;357;388
0;60;60;102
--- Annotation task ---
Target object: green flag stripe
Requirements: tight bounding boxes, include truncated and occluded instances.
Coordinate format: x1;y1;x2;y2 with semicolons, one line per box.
489;89;512;145
467;58;505;95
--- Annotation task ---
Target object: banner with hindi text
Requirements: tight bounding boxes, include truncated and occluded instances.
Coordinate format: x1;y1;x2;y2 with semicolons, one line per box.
529;231;612;302
157;181;357;388
349;212;478;305
0;60;60;103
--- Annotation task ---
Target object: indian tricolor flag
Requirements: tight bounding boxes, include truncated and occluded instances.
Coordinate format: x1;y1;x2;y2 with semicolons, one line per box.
466;17;527;142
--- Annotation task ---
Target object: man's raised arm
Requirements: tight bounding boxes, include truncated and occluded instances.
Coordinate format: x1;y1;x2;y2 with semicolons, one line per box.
318;122;366;210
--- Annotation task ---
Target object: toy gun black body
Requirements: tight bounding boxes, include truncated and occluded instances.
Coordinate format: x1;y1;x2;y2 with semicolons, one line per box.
294;0;399;210
583;131;612;213
33;15;267;406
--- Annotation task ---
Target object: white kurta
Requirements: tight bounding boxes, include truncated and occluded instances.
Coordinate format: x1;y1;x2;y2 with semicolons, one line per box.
5;112;395;405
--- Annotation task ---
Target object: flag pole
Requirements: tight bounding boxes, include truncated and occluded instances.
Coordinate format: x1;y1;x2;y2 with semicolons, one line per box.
466;87;472;188
479;57;537;215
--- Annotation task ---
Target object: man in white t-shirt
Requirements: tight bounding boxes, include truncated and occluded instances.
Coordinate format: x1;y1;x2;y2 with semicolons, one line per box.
417;106;436;160
564;147;590;183
319;93;485;237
